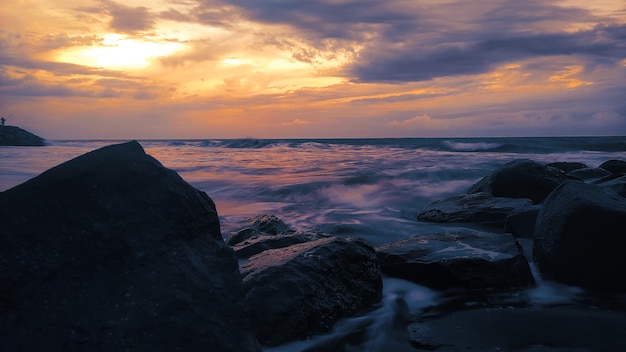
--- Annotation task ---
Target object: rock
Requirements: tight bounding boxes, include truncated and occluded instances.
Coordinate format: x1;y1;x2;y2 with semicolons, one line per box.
467;159;567;204
234;231;332;258
533;181;626;292
303;295;412;352
248;214;290;235
505;205;542;239
226;227;265;246
0;141;258;351
409;306;626;351
416;192;532;227
376;230;535;290
240;237;382;346
598;175;626;197
546;162;588;173
599;159;626;174
0;125;45;146
225;214;290;245
568;167;611;180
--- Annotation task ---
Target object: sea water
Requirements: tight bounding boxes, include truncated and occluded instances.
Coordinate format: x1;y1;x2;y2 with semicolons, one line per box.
2;137;624;240
1;136;625;349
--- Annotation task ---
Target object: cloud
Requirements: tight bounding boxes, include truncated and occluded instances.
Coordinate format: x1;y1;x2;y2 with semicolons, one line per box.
349;23;626;83
76;0;156;33
36;34;102;51
387;114;447;129
209;0;623;83
226;0;416;41
277;118;311;126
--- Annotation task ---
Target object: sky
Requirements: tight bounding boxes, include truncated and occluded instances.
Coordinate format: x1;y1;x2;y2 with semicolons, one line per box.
1;0;625;139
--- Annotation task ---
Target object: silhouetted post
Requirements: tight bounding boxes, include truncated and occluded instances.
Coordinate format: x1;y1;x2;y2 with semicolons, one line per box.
0;117;5;126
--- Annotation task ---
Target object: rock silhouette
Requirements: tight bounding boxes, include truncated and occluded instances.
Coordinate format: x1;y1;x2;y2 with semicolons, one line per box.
0;141;258;351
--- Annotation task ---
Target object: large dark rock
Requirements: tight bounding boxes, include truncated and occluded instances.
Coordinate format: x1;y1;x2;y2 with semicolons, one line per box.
599;159;626;174
376;230;534;290
240;237;382;346
416;192;532;227
0;141;258;351
0;125;45;146
234;231;331;258
467;159;567;204
533;181;626;292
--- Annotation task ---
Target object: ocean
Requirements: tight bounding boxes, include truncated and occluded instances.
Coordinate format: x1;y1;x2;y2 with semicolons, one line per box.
2;136;624;241
2;136;625;349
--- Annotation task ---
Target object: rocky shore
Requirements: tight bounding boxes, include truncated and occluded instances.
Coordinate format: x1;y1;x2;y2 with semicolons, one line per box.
1;141;625;351
0;125;45;146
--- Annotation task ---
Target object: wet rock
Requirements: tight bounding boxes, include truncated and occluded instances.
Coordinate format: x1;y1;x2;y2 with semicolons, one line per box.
226;227;265;246
467;159;567;204
241;237;382;346
409;306;626;351
225;214;290;245
234;231;332;258
599;159;626;174
0;125;45;146
0;141;257;351
598;175;626;197
416;192;532;227
303;296;412;352
376;230;535;290
568;167;611;180
248;214;290;234
505;205;542;239
546;162;588;173
533;181;626;292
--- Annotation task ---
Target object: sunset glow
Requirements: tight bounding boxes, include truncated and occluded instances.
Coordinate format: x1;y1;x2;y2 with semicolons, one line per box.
1;0;624;139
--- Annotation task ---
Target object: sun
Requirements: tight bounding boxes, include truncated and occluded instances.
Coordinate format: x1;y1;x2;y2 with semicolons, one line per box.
57;34;182;69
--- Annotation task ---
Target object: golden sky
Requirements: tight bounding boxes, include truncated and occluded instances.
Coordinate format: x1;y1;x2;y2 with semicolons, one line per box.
1;0;625;139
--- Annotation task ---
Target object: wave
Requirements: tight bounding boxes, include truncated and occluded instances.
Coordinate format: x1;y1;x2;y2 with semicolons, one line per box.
122;136;626;154
441;140;503;152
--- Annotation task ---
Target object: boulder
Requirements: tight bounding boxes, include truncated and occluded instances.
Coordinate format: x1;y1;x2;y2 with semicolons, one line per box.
376;230;535;290
0;141;258;351
599;159;626;174
568;167;611;180
467;159;567;204
234;231;332;258
0;125;45;146
504;205;542;239
533;181;626;292
240;237;382;346
546;162;588;173
416;192;532;227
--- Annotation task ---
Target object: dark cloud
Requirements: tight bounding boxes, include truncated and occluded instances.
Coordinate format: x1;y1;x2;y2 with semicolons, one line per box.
219;0;418;40
76;0;156;33
204;0;623;83
37;34;102;51
109;6;155;32
348;22;626;83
